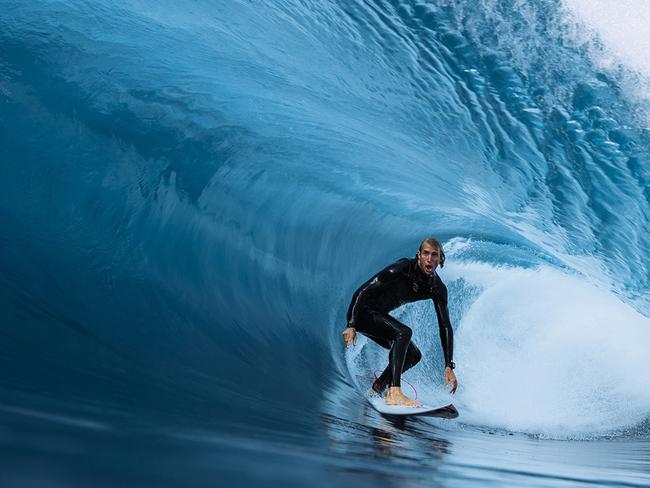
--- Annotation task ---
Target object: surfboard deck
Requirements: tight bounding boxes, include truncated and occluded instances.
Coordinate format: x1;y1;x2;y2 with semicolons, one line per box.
366;394;458;418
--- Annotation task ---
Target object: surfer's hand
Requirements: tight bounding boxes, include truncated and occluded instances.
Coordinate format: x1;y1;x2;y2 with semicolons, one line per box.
342;327;357;348
445;367;458;394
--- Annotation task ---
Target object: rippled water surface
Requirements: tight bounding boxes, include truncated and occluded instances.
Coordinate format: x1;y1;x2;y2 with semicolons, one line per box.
1;0;649;486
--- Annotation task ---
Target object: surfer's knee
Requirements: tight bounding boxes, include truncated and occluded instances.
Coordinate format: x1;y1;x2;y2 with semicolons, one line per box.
397;325;412;341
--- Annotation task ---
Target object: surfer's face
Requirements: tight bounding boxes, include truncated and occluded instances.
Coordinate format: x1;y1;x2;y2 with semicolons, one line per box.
417;243;441;275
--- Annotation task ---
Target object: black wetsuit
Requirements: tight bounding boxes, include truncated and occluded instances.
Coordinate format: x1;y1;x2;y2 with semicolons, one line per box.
346;258;454;393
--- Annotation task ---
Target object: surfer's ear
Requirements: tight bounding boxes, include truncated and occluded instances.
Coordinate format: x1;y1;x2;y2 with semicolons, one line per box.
439;248;446;268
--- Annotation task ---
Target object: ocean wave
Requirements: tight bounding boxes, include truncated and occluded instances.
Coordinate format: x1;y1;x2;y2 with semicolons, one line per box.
0;0;648;440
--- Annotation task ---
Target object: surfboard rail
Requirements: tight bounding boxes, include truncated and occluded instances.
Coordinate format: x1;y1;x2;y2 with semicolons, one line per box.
367;395;459;418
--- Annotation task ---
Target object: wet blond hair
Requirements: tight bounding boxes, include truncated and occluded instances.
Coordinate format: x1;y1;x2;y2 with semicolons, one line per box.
417;237;445;268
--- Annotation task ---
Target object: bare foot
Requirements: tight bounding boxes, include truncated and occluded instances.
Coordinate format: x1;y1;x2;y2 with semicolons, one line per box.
385;387;422;407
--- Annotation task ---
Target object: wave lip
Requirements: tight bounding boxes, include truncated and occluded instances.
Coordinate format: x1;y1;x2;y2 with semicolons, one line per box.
563;0;650;88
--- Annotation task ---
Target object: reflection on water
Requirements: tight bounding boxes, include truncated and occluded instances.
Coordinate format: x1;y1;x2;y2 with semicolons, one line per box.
2;379;650;487
321;379;650;487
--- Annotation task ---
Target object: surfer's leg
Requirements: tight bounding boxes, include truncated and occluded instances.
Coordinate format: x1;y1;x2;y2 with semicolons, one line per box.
403;342;422;372
364;314;421;406
354;312;396;394
372;342;421;394
359;312;412;388
354;311;420;406
354;331;392;395
372;368;391;395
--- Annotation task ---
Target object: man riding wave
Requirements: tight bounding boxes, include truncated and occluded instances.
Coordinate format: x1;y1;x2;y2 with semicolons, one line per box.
342;237;458;407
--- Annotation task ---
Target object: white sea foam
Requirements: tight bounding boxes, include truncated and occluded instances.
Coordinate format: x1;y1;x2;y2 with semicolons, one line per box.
563;0;650;76
562;0;650;109
449;261;650;437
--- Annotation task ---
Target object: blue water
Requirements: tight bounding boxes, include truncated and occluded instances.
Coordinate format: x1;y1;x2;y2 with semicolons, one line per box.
1;0;649;486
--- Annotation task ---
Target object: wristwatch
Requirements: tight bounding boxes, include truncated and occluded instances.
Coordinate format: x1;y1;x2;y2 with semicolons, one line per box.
446;361;456;370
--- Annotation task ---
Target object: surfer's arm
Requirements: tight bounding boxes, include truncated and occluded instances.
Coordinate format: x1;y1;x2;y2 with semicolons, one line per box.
433;283;457;393
432;281;454;369
342;327;357;348
346;258;408;328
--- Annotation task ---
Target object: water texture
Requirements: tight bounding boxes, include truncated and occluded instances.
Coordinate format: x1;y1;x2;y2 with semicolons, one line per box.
1;1;649;486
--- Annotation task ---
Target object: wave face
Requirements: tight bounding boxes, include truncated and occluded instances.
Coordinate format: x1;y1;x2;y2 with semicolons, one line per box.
1;0;650;484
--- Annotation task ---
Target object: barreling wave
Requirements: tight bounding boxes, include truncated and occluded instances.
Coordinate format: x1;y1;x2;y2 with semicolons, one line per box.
0;0;648;441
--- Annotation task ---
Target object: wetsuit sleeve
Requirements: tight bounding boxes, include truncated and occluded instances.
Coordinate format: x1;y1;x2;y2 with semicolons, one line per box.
432;280;454;368
346;259;408;328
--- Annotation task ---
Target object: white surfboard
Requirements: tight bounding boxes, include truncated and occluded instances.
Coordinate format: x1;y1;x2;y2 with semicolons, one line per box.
366;394;458;418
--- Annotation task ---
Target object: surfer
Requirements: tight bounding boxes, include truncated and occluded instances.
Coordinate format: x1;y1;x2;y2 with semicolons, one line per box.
342;237;457;407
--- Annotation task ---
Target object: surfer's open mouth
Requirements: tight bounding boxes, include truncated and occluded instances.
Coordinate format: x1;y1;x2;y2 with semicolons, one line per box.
425;264;433;273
